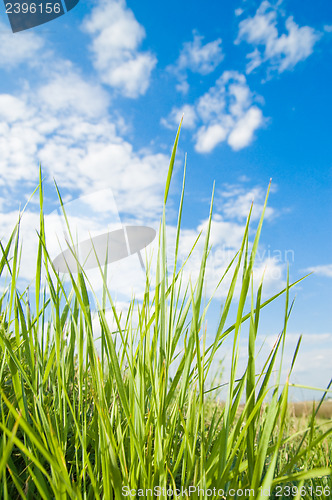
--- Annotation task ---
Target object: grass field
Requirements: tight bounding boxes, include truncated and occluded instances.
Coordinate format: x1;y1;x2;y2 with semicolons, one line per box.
288;401;332;420
0;125;331;499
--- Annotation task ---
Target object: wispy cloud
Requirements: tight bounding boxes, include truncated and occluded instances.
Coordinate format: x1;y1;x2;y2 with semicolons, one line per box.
82;0;157;98
235;8;244;17
177;32;224;74
0;20;45;68
162;71;265;152
235;1;321;75
216;183;275;221
168;31;224;94
305;264;332;278
161;104;198;130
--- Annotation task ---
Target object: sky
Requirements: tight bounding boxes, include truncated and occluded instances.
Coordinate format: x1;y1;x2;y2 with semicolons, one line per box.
0;0;331;399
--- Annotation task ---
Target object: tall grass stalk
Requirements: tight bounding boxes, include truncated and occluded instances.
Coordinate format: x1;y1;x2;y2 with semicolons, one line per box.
0;125;331;499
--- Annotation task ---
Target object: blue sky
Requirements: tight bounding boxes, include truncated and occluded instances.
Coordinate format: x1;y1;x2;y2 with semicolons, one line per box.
0;0;331;398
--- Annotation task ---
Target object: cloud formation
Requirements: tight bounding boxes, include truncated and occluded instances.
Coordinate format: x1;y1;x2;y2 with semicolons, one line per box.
163;71;264;152
0;20;45;69
82;0;157;98
0;62;169;218
168;32;224;94
305;264;332;278
216;183;275;221
235;1;320;74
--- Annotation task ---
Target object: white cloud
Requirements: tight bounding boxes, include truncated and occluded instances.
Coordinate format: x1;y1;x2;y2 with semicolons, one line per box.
163;71;264;153
228;107;263;150
0;67;113;188
169;32;224;94
0;94;29;122
0;20;44;68
305;264;332;278
0;61;170;216
235;1;321;74
176;33;224;75
82;0;157;98
195;124;228;153
235;8;244;17
161;104;197;130
175;80;190;94
216;184;275;221
0;97;43;187
38;72;110;118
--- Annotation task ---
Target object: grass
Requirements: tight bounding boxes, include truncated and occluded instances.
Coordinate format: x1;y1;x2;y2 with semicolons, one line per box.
0;123;331;499
288;401;332;420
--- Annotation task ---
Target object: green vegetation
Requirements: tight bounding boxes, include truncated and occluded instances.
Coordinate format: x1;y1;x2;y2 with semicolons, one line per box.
0;124;331;499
